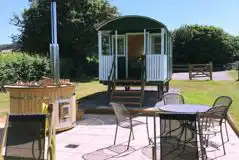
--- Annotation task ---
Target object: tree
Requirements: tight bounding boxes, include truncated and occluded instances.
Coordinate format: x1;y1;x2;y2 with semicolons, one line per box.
171;25;237;64
11;0;119;77
232;36;239;61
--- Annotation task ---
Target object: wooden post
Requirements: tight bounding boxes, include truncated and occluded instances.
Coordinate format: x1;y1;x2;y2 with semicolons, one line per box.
209;61;213;80
144;29;146;55
161;28;165;55
237;61;239;81
98;31;102;80
115;30;118;80
157;84;164;101
48;104;56;160
1;114;9;156
165;81;169;93
188;63;192;80
152;113;157;160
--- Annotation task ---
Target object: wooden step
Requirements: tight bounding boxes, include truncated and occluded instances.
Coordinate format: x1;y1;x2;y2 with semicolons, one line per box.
113;90;141;93
112;96;141;99
116;102;142;105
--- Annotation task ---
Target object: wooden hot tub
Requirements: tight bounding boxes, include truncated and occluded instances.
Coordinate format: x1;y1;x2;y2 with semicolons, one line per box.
5;84;76;132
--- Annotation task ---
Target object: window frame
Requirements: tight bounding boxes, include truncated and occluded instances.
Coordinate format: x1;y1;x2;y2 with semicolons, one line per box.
111;35;126;57
149;33;161;54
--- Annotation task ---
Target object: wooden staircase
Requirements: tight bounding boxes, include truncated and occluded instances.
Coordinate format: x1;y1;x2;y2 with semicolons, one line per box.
110;79;145;108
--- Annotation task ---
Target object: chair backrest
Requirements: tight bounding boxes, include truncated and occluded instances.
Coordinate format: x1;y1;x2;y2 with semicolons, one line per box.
110;102;130;123
201;105;229;125
1;114;47;160
163;93;185;105
158;112;198;160
212;96;232;108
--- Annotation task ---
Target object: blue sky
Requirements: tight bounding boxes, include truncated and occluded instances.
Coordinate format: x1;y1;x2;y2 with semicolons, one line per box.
0;0;238;44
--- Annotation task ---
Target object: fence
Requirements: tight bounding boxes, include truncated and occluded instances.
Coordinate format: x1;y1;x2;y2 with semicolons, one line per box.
188;62;213;80
173;62;213;80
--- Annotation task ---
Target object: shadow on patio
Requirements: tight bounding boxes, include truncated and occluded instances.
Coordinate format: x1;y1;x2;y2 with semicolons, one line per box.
76;114;117;126
82;142;200;160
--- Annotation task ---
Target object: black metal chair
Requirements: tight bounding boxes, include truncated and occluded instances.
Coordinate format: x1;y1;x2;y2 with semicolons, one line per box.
1;114;48;160
199;105;231;155
152;112;199;160
110;102;150;150
211;96;232;142
162;93;185;105
160;93;185;136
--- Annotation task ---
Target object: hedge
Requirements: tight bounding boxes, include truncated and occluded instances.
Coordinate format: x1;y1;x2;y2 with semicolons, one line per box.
0;52;50;90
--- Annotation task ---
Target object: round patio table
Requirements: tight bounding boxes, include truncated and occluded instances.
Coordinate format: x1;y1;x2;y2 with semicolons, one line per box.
156;104;210;113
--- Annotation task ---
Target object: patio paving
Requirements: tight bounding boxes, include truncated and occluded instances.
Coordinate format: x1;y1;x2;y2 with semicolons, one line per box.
56;114;239;160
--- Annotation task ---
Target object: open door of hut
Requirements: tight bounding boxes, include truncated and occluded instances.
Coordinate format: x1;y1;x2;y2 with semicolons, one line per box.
127;34;144;80
112;35;126;80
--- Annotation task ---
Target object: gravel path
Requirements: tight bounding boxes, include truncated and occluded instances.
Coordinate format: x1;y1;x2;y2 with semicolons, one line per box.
172;71;232;81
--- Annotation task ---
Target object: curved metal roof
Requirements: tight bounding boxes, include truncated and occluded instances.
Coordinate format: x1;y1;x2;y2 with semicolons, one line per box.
97;15;169;33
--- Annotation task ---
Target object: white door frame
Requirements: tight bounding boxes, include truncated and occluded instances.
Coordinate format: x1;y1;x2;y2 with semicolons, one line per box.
112;33;126;79
126;32;144;79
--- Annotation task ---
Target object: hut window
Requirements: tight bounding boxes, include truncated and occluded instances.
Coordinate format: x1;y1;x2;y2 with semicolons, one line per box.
112;35;125;56
102;35;110;55
150;34;161;54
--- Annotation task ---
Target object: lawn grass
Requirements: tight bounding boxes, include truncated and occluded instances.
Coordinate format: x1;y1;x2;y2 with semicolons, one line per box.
0;92;9;116
228;70;238;80
73;80;107;100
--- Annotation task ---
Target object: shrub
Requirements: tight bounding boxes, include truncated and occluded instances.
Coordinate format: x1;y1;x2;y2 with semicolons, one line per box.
0;52;50;89
171;25;237;64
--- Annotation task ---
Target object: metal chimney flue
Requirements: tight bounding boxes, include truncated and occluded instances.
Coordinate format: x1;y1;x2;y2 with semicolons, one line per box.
50;0;60;83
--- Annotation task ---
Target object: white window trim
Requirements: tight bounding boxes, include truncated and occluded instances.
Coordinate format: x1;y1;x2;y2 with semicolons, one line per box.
149;33;161;54
112;35;126;57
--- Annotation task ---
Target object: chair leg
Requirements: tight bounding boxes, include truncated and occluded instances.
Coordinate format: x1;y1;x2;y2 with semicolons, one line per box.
220;127;226;155
146;116;151;145
132;127;135;140
206;135;209;147
169;120;172;136
182;127;187;152
200;136;208;160
114;125;118;145
224;120;229;142
127;128;132;150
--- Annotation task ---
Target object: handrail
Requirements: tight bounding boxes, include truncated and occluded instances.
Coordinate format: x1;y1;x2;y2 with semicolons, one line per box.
140;55;146;108
140;55;146;81
108;56;116;81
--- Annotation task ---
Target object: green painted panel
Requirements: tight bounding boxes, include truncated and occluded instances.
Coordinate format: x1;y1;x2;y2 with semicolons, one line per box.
118;57;126;79
98;16;169;34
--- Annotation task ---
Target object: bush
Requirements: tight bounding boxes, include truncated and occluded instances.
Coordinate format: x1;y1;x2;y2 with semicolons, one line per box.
171;25;237;64
0;52;50;89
